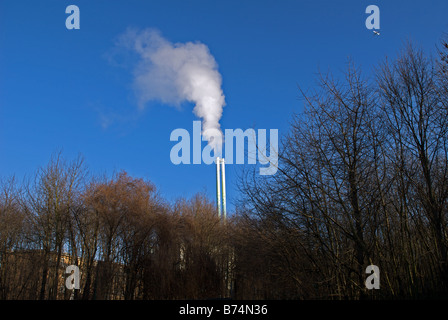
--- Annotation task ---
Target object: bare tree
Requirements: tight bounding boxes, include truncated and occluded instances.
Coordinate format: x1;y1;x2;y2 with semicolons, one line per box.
20;153;86;299
377;43;448;293
0;176;27;299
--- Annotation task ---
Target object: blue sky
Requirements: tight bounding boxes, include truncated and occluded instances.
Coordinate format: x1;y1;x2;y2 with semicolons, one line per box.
1;0;447;211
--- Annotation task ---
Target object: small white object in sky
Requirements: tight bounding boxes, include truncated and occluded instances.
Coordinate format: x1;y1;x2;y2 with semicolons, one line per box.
373;30;380;36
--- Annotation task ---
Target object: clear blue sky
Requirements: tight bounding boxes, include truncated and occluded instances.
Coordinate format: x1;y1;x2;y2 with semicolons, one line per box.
1;0;447;211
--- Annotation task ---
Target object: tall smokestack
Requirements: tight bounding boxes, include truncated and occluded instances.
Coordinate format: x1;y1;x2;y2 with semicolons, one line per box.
221;158;227;220
216;157;222;218
216;157;226;221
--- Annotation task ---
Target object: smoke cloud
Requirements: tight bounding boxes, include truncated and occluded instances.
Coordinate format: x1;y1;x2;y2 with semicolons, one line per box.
118;28;226;151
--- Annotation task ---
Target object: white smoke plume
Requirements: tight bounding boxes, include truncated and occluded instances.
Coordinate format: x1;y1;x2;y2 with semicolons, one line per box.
118;28;226;151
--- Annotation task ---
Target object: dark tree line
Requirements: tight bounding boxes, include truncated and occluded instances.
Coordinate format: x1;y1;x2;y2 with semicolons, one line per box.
0;154;232;300
1;37;447;300
239;39;448;299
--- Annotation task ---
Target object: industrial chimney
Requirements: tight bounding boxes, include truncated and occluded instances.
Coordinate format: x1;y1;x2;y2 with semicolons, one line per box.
216;157;227;220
